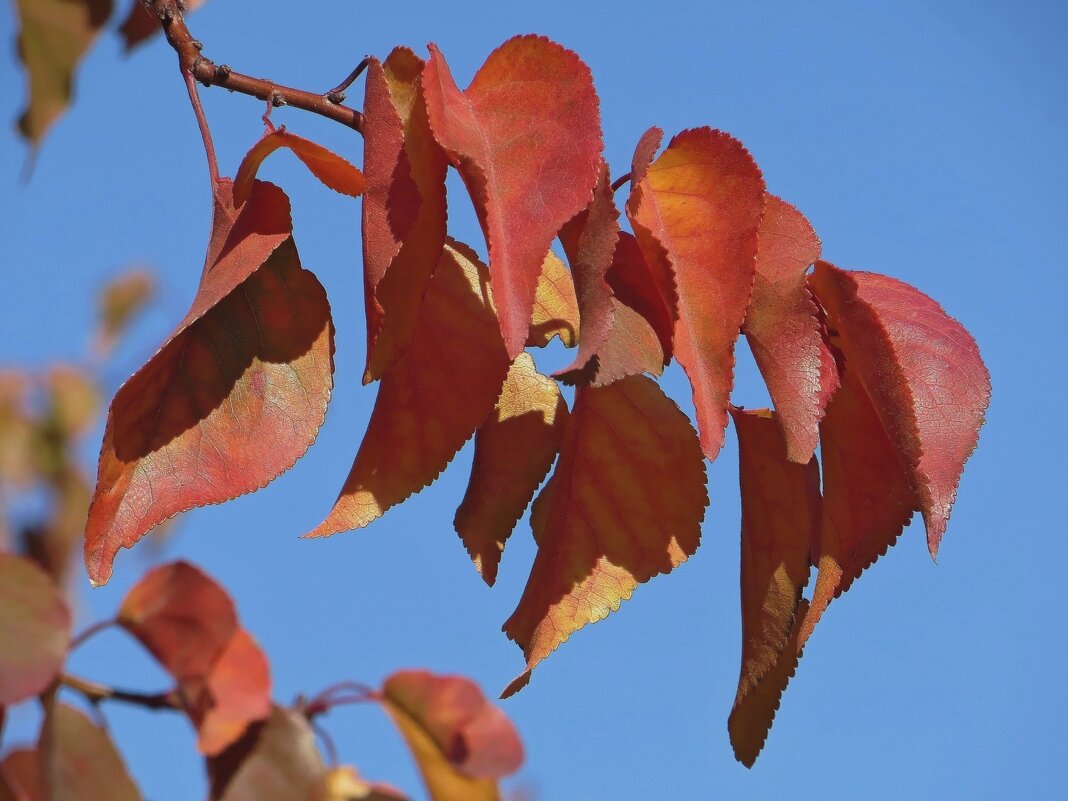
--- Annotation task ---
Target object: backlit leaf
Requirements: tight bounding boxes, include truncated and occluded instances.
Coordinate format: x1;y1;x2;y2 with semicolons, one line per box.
743;196;838;463
216;706;326;801
422;36;603;357
627;128;765;461
0;554;70;705
84;180;334;585
311;767;409;801
39;703;141;801
362;48;449;382
502;375;707;696
526;252;580;349
194;628;272;757
94;269;154;357
455;354;568;586
308;241;508;538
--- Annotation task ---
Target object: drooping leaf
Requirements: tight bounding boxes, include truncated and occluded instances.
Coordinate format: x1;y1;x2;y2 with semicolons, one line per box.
502;375;707;696
84;180;334;585
39;703;141;801
13;0;112;146
627;128;765;461
422;36;603;357
362;48;449;382
233;127;365;207
311;767;409;801
743;196;838;463
117;0;205;52
727;408;820;767
193;628;273;757
809;262;991;556
0;554;71;706
94;269;154;357
526;252;580;349
308;241;509;538
381;670;523;801
454;354;568;586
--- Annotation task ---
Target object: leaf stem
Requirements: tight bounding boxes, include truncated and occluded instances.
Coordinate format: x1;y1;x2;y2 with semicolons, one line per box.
59;673;183;712
611;172;633;192
69;617;116;650
324;57;371;104
183;69;220;190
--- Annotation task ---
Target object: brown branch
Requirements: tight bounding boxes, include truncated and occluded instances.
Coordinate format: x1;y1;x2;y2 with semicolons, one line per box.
146;0;363;133
60;674;184;713
611;172;633;192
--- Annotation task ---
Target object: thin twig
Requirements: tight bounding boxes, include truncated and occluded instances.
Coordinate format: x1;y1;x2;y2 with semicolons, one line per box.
611;172;633;192
60;673;183;712
183;69;220;189
69;618;116;650
324;57;370;104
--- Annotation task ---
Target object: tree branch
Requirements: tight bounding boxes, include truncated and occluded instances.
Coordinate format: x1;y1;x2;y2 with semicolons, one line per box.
60;674;184;713
146;0;363;133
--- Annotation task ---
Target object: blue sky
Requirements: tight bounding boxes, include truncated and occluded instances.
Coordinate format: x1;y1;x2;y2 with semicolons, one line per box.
2;0;1065;798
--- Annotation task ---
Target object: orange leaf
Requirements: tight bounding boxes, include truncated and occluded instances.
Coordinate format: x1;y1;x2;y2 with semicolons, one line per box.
381;670;523;801
308;240;509;538
627;128;765;461
84;180;334;585
742;196;838;463
809;261;991;556
38;703;141;801
362;49;449;382
526;252;580;349
422;36;603;358
233;128;364;207
727;408;820;767
194;628;273;757
502;375;707;696
13;0;111;146
0;554;71;705
454;353;568;586
118;0;205;52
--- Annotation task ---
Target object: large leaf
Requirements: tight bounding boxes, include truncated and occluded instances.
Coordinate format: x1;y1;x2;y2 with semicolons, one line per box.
0;554;70;705
454;354;568;586
381;670;523;801
362;48;449;382
422;36;603;357
39;703;141;801
13;0;112;146
503;375;708;696
308;241;509;538
743;196;838;463
626;128;765;461
728;408;820;767
84;180;334;585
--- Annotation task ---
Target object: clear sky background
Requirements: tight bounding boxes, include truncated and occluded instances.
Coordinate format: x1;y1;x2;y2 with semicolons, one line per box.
2;1;1066;799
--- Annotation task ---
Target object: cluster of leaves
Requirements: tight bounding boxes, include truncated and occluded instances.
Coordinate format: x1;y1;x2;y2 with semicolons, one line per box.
72;31;991;766
0;556;525;800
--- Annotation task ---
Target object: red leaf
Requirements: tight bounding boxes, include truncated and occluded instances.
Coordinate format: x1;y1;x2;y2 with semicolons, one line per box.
609;229;675;362
307;241;509;538
809;262;991;556
0;554;71;705
194;628;272;757
727;408;820;767
422;36;604;357
630;126;663;185
362;49;449;382
233;128;364;207
626;128;765;461
502;375;707;696
743;196;838;463
84;180;334;585
455;353;568;586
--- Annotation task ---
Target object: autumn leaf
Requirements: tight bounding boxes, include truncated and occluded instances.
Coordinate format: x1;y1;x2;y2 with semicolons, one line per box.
742;196;838;463
84;179;334;585
215;707;326;801
422;36;603;358
809;261;991;556
94;269;154;357
38;703;141;801
307;240;508;539
454;354;568;586
193;628;272;756
362;48;449;382
118;0;206;51
526;252;580;349
502;375;707;696
0;749;40;801
311;767;409;801
381;670;523;801
627;128;765;461
727;408;820;767
13;0;112;146
0;554;70;705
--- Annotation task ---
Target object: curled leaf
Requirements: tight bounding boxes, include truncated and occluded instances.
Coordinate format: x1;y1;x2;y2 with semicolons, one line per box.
526;252;580;349
234;128;365;207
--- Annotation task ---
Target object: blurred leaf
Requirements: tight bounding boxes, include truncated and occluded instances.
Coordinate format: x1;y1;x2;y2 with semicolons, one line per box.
215;706;325;801
311;767;408;801
38;703;141;800
94;270;154;358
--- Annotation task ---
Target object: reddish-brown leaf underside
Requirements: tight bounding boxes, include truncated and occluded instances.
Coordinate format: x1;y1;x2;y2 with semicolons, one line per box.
454;353;568;586
421;35;604;358
526;252;580;349
743;195;838;463
84;180;334;585
627;128;765;461
809;261;991;557
307;240;509;538
0;554;71;705
728;408;820;767
362;48;449;382
502;375;707;697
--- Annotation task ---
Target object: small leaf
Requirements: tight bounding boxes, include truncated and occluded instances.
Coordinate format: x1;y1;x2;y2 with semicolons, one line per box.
422;36;604;357
308;241;509;538
194;628;272;757
362;48;449;382
502;375;707;696
0;554;71;706
526;252;580;349
84;180;334;585
44;365;99;440
216;706;326;801
233;128;365;207
94;269;154;357
117;0;205;52
455;354;568;586
39;703;141;801
627;128;765;461
742;196;838;463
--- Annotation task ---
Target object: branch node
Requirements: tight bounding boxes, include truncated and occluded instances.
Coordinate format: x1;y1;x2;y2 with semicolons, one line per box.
270;92;288;108
326;91;346;105
191;38;204;51
215;63;232;82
